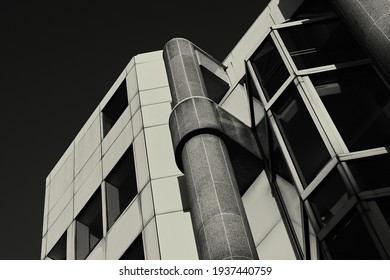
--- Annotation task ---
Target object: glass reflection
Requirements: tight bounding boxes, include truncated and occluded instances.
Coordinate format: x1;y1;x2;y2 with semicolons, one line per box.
308;167;350;227
249;78;305;258
279;19;366;69
271;84;330;187
346;153;390;192
311;65;390;152
251;37;290;101
323;208;381;259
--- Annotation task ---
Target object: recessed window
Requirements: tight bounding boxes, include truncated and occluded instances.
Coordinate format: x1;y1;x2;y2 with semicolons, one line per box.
75;189;103;260
251;36;290;101
47;231;67;260
279;19;366;70
105;146;137;230
311;65;390;152
120;233;145;260
271;84;331;187
102;81;128;137
200;66;230;103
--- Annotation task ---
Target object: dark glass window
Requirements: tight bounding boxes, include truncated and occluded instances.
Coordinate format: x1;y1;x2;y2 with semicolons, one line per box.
102;81;128;137
120;234;145;260
346;153;390;192
308;167;351;227
106;146;137;230
323;208;381;259
376;196;390;229
250;90;305;256
279;19;366;69
200;66;230;103
75;189;103;260
47;232;67;260
311;65;390;152
291;0;335;20
272;84;331;187
251;37;290;101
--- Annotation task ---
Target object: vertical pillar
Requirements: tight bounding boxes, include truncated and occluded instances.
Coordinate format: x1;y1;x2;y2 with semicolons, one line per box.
329;0;390;80
163;38;258;260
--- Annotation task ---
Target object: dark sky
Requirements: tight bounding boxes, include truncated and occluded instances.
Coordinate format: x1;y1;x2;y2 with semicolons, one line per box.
0;1;269;259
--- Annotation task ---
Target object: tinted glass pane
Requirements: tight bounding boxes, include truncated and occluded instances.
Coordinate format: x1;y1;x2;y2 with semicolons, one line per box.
308;167;350;227
106;146;137;230
346;154;390;192
279;20;366;69
120;234;145;260
376;196;390;228
251;37;290;100
311;65;390;151
291;0;335;20
272;84;330;186
102;81;128;136
323;208;381;259
75;190;103;260
47;232;67;260
251;81;305;255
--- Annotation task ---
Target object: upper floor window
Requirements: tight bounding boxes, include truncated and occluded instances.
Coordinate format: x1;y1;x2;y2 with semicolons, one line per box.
47;231;67;260
102;81;128;137
278;19;366;70
105;146;137;230
75;189;103;260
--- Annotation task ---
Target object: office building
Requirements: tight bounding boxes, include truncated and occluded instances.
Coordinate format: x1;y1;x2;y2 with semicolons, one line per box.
41;0;390;260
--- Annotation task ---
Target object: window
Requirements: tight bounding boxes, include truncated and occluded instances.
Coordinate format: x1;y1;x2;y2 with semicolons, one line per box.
105;146;137;230
271;84;331;187
376;196;390;229
251;37;290;101
291;0;336;20
279;19;366;70
200;66;230;103
248;74;311;259
120;233;145;260
102;81;128;137
47;232;67;260
346;153;390;192
323;208;381;259
308;167;351;227
311;65;390;152
75;189;103;260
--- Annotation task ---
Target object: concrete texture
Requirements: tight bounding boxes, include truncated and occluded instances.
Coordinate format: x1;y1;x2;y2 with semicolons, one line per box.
330;0;390;80
163;38;259;260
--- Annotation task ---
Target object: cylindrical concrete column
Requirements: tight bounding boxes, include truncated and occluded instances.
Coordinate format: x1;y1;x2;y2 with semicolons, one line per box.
163;38;258;260
329;0;390;80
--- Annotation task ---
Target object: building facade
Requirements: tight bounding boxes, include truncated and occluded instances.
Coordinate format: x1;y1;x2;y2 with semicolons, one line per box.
41;0;390;260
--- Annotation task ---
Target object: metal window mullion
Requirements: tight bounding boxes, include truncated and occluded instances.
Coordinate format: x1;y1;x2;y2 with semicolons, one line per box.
268;114;305;194
295;59;371;76
339;147;389;162
301;157;338;200
359;188;390;200
270;30;299;75
358;201;390;259
264;75;295;111
301;201;311;259
246;61;268;105
303;199;322;236
299;76;348;154
295;79;339;157
271;14;339;30
101;182;108;237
